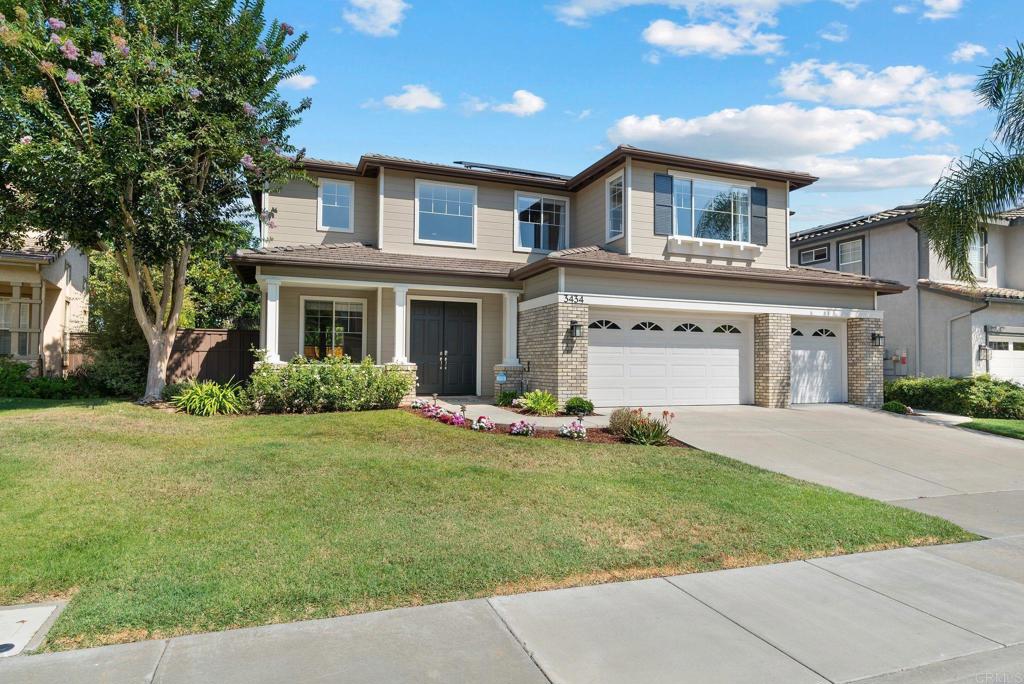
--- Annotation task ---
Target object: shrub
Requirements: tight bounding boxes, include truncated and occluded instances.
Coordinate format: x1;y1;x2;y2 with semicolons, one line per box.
0;358;95;400
882;400;910;415
509;420;537;436
563;397;594;416
248;355;413;414
885;375;1024;419
495;390;519;407
172;379;246;416
607;408;636;436
623;409;675;446
472;416;496;431
519;389;558;416
161;382;189;401
558;419;587;440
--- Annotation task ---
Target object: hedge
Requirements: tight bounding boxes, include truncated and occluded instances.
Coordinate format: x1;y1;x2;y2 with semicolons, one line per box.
0;358;96;400
884;375;1024;419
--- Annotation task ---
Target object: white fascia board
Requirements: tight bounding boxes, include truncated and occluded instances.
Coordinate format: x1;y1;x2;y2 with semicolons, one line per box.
255;273;522;294
519;291;883;319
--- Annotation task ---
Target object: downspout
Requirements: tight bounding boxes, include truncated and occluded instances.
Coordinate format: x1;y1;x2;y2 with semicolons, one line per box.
624;157;633;255
948;301;989;377
377;170;385;250
908;218;923;376
785;181;791;268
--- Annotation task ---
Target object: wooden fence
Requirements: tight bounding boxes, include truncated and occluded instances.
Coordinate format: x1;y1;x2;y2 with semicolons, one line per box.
67;329;260;384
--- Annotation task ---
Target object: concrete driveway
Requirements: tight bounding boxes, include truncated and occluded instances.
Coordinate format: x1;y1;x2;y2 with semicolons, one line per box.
665;404;1024;538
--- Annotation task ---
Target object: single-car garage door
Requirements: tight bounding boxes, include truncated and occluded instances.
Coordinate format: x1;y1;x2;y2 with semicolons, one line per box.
989;337;1024;384
791;321;844;404
587;312;753;408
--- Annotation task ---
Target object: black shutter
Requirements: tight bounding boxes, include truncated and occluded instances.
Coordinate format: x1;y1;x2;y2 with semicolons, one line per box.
750;186;768;245
654;173;673;236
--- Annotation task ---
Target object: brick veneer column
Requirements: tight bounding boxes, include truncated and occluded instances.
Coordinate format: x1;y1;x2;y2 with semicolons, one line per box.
847;318;884;407
384;363;418;405
517;302;588;406
754;313;791;408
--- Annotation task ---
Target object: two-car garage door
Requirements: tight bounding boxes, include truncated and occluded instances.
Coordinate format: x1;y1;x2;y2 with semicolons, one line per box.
587;312;753;408
989;336;1024;384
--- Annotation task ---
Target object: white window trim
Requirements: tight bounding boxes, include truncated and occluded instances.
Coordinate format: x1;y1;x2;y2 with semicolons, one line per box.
667;169;754;246
969;232;987;281
298;295;368;361
837;238;864;275
414;178;478;249
799;244;830;266
605;171;625;243
316;178;355;233
513;190;571;253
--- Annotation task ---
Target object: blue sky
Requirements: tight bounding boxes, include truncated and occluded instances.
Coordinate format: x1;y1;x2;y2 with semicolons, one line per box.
266;0;1022;231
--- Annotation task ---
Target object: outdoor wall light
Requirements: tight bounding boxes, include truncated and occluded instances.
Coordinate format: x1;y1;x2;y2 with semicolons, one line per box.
978;345;992;362
871;332;885;348
569;320;583;338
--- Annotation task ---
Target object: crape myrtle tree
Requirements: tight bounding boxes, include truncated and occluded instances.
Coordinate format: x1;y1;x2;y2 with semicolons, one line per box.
0;0;308;401
922;42;1024;282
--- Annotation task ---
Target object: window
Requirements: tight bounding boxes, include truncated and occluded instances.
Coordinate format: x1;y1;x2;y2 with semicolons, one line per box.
606;174;624;241
675;323;704;332
672;176;750;243
302;299;364;361
589;319;620;329
838;238;864;274
799;245;829;265
1015;342;1024;352
516;192;568;252
632;321;663;331
990;341;1010;351
812;328;837;337
416;180;476;246
0;301;27;357
713;324;741;334
969;233;986;279
791;328;804;336
317;179;354;232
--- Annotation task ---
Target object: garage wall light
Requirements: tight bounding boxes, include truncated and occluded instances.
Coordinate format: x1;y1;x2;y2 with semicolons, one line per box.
978;345;992;362
569;320;583;339
871;332;885;348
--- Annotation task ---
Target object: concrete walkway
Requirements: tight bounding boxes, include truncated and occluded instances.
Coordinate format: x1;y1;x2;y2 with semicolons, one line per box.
5;539;1024;683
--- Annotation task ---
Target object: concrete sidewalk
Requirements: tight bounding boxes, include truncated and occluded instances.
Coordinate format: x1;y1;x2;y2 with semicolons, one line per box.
5;538;1024;683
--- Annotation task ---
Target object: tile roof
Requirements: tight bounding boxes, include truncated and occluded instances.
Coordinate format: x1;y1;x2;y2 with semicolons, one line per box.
919;279;1024;303
790;204;924;244
0;235;56;262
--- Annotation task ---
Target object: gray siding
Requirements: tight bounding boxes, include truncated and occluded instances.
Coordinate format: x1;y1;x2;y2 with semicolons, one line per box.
573;165;625;252
265;175;378;248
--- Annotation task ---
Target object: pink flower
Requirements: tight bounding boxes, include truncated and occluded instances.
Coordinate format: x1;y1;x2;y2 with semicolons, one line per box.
240;154;257;170
50;33;62;44
47;18;66;30
243;102;256;116
112;35;129;56
281;22;294;35
65;68;80;84
61;38;79;60
259;136;270;146
88;51;105;67
19;135;32;144
38;60;56;75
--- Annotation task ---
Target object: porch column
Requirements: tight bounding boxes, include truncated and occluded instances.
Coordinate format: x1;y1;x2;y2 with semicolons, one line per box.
502;292;520;365
754;313;791;408
265;279;281;363
392;285;409;364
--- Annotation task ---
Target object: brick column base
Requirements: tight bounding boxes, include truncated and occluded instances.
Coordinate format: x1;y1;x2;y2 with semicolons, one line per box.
754;313;791;408
847;318;884;407
518;302;588;406
384;363;418;406
493;364;526;398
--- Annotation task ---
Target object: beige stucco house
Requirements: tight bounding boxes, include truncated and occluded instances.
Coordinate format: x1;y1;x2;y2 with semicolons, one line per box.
1;237;88;375
230;146;903;409
790;205;1024;384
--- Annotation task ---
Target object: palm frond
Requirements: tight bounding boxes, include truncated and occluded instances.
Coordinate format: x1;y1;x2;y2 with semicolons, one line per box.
975;42;1024;151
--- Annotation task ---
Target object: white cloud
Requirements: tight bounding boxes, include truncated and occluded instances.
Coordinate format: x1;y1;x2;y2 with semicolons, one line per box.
893;4;913;13
818;21;848;43
470;90;547;117
280;74;318;90
800;155;951;190
951;42;987;63
643;18;784;56
923;0;963;19
373;84;444;111
343;0;410;37
778;59;982;118
566;108;593;120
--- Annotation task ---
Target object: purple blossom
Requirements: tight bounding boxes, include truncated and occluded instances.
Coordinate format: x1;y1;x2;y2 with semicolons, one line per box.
61;38;79;60
65;68;80;85
47;18;66;30
50;33;62;44
259;136;270;146
243;102;256;117
188;87;202;100
19;135;32;145
281;22;294;36
240;154;257;171
88;51;105;67
147;59;157;70
256;44;268;55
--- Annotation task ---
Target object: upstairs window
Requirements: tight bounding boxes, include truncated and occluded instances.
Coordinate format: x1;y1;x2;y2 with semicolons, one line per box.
318;180;354;232
606;174;624;241
673;177;750;243
799;245;829;265
968;233;987;279
838;238;864;275
416;180;476;247
516;193;568;252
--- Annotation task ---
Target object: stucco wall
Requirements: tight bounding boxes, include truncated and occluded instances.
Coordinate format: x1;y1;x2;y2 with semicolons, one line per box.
864;223;919;376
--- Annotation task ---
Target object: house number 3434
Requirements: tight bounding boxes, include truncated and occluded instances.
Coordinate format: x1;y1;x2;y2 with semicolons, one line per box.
562;294;584;304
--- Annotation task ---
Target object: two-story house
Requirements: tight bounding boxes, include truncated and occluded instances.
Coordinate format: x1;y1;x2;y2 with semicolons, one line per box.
229;145;904;409
790;204;1024;384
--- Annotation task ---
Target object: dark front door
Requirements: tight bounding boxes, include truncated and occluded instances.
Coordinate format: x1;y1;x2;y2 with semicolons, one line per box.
410;301;477;395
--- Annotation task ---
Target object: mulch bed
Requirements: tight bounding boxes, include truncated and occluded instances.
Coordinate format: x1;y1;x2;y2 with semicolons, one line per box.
402;407;690;448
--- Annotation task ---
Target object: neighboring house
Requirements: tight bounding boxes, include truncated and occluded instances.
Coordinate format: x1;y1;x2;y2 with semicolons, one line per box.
0;237;88;375
229;145;904;409
790;205;1024;384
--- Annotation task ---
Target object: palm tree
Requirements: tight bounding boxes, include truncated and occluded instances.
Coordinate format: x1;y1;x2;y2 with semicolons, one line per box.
922;42;1024;282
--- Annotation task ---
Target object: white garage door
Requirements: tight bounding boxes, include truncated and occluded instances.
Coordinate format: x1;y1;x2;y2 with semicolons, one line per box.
989;337;1024;384
587;313;752;408
791;322;844;404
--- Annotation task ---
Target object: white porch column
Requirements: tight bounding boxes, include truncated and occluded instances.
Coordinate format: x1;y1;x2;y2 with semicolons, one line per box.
265;279;281;363
392;285;409;364
502;292;520;365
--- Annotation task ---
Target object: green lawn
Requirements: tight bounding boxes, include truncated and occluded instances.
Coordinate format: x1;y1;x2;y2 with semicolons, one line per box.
0;399;974;650
962;418;1024;440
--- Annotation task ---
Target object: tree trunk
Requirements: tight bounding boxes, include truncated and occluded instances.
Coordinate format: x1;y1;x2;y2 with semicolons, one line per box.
142;331;175;403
